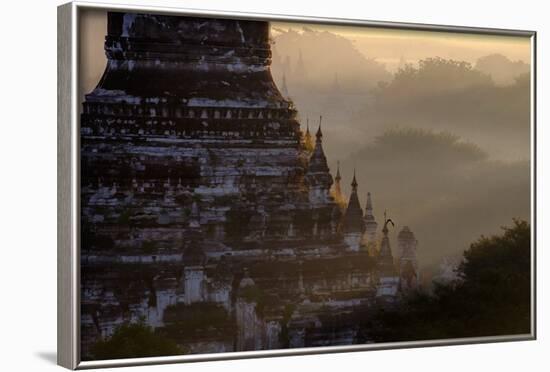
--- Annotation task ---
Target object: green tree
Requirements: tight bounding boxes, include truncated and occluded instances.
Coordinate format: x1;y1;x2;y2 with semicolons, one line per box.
90;320;181;360
363;219;531;342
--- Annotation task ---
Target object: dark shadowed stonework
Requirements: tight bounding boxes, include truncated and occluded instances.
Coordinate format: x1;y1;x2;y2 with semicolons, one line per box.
80;12;418;358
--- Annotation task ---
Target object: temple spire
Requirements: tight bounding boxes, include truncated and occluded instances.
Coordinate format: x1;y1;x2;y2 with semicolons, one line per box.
380;211;395;256
342;171;364;250
305;114;333;205
363;192;378;244
382;210;393;235
351;169;358;191
295;49;306;81
316;116;323;142
307;116;329;172
332;161;344;206
332;72;340;92
397;226;419;291
304;116;314;153
343;171;363;233
366;192;373;212
282;73;289;98
378;210;396;275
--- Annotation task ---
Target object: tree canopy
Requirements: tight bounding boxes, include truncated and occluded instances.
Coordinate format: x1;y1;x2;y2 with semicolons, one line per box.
90;321;181;360
355;127;488;167
376;57;493;99
358;57;530;144
361;219;531;342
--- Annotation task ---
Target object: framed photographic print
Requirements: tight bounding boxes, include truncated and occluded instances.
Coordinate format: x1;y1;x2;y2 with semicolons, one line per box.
57;1;536;369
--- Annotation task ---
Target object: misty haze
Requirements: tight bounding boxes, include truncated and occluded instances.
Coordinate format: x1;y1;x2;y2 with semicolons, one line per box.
79;9;531;291
78;11;532;359
270;24;531;271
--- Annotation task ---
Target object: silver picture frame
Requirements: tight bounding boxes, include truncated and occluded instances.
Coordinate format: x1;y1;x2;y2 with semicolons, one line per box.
57;1;537;369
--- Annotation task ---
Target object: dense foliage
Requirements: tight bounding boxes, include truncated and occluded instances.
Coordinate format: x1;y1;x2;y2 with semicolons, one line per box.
90;321;181;360
356;127;488;167
361;219;531;342
161;303;235;342
375;57;492;99
363;57;530;137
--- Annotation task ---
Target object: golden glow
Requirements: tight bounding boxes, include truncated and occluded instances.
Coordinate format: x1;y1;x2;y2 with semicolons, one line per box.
272;22;531;70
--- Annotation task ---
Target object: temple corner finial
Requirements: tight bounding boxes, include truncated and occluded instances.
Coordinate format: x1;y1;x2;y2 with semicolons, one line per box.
351;168;358;190
366;191;373;211
316;115;323;140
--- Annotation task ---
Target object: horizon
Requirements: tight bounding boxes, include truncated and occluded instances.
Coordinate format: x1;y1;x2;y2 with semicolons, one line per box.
271;21;531;72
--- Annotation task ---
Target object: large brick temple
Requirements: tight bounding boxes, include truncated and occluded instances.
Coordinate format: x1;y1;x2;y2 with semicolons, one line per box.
80;12;419;358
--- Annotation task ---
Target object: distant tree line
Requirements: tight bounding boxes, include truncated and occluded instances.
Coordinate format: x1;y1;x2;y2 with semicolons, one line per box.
362;57;530;137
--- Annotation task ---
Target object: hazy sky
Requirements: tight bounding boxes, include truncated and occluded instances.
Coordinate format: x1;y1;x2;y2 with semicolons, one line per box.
272;21;531;71
79;10;532;270
80;11;532;95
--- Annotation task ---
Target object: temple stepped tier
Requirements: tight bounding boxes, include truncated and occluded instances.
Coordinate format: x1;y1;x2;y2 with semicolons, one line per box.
80;12;419;358
363;192;378;242
397;226;419;291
